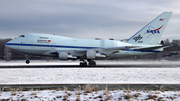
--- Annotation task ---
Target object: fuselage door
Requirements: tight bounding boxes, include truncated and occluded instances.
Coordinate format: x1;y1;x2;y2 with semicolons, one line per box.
51;43;56;51
31;42;35;49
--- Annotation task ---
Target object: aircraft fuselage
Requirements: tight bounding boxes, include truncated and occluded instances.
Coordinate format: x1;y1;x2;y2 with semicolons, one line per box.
6;33;162;60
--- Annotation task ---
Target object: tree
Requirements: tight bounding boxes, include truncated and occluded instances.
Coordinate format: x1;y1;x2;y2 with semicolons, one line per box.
0;38;12;60
4;47;12;61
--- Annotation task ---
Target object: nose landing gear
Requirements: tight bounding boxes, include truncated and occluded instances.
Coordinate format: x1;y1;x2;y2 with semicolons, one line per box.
25;55;30;64
26;60;30;64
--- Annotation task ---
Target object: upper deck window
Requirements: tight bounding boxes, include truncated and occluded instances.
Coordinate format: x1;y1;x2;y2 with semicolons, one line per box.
19;35;25;37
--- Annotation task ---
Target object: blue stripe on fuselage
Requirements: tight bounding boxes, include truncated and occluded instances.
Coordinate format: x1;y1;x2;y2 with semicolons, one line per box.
5;43;100;49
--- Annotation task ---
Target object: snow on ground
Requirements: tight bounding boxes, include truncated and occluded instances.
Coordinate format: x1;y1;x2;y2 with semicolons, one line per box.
1;88;180;101
0;67;180;84
0;60;180;84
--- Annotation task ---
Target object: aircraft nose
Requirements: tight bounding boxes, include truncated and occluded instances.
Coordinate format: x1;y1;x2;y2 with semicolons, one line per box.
5;40;12;49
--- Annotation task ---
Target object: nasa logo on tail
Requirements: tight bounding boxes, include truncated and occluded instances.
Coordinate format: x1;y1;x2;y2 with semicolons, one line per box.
144;18;164;39
144;25;164;39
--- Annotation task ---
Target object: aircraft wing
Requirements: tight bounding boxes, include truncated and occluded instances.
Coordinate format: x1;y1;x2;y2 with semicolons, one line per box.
50;46;138;56
103;46;139;50
51;50;86;54
50;45;171;58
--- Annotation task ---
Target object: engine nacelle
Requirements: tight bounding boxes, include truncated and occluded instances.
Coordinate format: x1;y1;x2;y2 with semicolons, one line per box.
161;39;170;46
86;50;96;59
59;52;68;60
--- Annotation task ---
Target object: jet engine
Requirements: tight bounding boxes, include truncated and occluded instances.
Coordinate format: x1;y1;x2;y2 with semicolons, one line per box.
86;50;96;59
160;40;170;46
59;52;68;60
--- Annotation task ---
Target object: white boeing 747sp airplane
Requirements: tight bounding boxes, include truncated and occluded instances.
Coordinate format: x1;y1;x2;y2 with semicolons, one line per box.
6;12;172;66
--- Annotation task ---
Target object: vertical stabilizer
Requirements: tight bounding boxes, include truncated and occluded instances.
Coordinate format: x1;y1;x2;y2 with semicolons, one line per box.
127;12;172;45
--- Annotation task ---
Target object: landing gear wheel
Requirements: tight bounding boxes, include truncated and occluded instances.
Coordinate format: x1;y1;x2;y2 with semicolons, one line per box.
84;62;87;66
88;61;96;66
80;62;87;67
80;62;83;66
26;60;30;64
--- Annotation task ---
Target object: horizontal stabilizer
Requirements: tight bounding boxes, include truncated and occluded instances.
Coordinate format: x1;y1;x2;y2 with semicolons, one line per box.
135;45;172;51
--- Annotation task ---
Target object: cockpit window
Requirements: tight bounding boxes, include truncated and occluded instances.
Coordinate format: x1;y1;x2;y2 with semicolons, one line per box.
19;35;25;37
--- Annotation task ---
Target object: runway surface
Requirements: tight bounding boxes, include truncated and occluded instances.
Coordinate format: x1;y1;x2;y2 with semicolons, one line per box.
1;60;180;68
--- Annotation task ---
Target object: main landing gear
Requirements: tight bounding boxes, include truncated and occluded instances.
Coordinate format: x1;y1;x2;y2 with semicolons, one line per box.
79;59;96;67
80;61;87;66
88;60;96;66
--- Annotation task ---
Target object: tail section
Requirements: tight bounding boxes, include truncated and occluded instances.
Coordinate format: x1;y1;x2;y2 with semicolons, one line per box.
127;12;172;45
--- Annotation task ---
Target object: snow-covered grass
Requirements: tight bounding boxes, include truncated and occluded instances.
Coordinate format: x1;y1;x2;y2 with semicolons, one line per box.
0;86;180;101
0;67;180;84
0;60;180;100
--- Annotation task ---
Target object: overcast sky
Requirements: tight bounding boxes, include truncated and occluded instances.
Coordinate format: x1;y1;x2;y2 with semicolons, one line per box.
0;0;180;40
